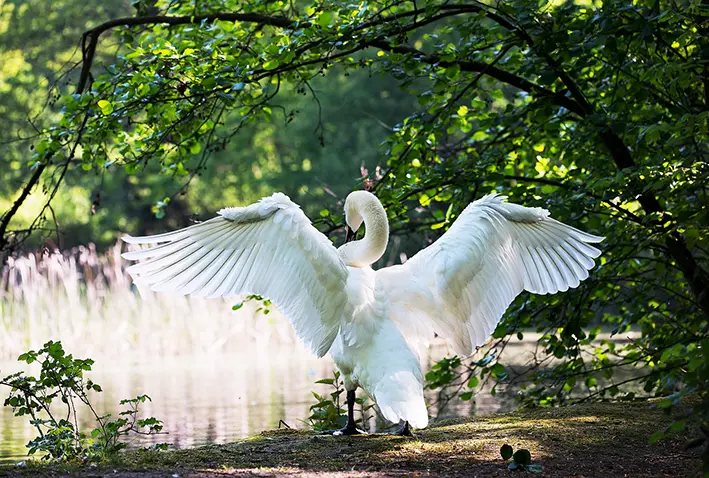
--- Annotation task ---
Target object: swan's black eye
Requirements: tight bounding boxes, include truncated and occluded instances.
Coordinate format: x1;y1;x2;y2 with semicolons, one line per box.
344;225;355;243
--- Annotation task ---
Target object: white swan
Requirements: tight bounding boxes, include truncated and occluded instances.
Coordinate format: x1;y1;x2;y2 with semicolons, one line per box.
121;191;603;434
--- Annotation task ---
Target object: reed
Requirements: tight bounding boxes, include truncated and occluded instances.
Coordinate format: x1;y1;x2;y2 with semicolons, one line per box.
0;242;301;361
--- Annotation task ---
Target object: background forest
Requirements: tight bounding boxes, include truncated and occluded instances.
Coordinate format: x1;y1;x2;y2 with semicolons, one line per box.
1;0;708;469
0;0;414;249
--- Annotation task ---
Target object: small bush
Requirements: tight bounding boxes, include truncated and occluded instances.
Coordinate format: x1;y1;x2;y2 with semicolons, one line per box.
1;340;166;461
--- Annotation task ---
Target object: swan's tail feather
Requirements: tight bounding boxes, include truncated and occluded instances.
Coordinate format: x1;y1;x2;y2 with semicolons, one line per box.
374;371;428;429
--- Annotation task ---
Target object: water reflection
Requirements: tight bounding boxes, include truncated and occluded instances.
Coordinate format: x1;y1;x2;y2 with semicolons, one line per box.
0;346;324;462
0;338;518;463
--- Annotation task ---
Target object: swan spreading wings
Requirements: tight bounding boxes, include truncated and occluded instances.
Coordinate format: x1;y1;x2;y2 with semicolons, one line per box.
122;191;603;435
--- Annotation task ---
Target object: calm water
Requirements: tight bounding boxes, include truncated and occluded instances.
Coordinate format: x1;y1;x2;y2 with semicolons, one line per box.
0;339;515;463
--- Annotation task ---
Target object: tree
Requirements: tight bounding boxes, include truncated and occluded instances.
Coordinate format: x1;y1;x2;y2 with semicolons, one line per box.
1;0;707;466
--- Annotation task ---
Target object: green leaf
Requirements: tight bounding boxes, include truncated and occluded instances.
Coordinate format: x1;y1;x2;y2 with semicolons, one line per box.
500;444;514;460
491;363;505;377
318;11;334;27
97;99;114;115
668;420;686;432
513;449;532;466
263;59;280;70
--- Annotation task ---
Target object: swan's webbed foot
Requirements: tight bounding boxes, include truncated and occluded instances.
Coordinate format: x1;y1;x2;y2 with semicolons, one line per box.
320;389;365;436
327;425;365;436
391;421;415;437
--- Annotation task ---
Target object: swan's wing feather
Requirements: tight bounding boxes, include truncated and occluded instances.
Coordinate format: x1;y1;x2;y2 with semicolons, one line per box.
121;192;349;357
378;193;603;356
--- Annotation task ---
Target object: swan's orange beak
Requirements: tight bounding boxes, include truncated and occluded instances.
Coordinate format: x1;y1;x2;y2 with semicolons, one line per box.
344;225;355;243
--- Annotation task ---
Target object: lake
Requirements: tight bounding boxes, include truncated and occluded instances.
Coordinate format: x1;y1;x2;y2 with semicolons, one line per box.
0;337;520;463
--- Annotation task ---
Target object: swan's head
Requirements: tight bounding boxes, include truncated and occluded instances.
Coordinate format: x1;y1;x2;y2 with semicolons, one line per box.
344;191;370;234
339;191;389;267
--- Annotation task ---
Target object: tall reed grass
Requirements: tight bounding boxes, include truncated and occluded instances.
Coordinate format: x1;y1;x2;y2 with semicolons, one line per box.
0;243;302;361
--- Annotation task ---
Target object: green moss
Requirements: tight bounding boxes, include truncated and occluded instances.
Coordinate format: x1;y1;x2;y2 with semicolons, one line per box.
0;402;699;477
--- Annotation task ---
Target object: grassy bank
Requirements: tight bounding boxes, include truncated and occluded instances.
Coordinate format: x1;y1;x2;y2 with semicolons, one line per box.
0;401;698;477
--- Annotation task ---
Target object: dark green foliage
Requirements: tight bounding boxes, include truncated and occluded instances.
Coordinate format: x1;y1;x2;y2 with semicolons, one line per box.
0;0;416;251
500;444;513;460
0;341;165;461
512;449;531;466
425;356;462;390
307;371;348;432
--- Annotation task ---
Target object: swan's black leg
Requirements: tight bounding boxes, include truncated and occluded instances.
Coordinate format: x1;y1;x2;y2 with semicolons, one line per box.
322;390;364;436
392;421;414;437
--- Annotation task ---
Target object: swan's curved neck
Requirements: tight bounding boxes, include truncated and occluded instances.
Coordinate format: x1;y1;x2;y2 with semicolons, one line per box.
341;194;389;268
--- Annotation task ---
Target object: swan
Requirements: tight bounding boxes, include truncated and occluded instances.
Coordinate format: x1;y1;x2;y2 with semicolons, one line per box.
121;190;603;435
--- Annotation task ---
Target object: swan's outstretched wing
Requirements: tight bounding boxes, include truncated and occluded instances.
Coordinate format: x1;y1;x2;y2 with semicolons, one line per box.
121;193;349;357
377;193;603;356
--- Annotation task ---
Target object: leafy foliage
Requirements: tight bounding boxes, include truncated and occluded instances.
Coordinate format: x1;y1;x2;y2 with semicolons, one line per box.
1;341;165;461
500;444;542;473
306;370;374;432
307;370;348;432
232;294;273;314
1;0;708;470
500;444;513;461
0;0;415;252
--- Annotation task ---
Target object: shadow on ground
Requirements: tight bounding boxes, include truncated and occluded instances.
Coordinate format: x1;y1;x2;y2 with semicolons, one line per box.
0;402;699;477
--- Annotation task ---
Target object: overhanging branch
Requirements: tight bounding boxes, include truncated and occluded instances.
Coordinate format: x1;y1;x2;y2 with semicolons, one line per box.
369;40;586;116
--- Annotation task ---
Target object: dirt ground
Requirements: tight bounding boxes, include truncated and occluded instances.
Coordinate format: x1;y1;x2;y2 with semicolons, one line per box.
0;402;700;477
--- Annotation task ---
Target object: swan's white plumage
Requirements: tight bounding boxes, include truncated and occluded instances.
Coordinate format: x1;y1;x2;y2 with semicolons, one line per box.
121;193;349;357
377;193;603;356
121;190;603;430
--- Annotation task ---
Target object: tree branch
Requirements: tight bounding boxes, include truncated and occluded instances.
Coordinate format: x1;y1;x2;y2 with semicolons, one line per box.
0;163;47;253
369;40;586;116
